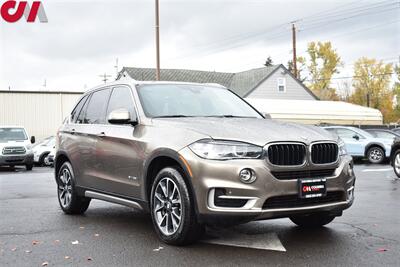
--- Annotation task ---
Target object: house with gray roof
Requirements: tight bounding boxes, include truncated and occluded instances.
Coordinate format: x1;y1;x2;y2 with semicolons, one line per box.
117;64;318;100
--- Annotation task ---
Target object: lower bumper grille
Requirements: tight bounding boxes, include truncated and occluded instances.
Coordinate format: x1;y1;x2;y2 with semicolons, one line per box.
214;188;247;208
262;191;345;209
271;169;336;180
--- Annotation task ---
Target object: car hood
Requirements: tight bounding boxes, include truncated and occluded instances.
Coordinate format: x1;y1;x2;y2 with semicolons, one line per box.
151;118;336;147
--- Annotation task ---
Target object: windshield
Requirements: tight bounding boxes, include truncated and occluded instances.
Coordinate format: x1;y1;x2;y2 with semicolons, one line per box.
137;84;262;118
0;128;28;142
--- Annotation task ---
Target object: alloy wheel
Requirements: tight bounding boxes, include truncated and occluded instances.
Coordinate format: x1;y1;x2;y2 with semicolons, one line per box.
369;148;383;163
153;177;182;236
58;168;73;208
395;153;400;174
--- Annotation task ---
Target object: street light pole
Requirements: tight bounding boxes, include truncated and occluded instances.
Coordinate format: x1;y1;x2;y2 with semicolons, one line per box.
155;0;161;81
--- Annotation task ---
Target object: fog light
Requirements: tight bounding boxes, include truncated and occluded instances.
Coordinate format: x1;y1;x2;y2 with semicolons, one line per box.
239;168;256;183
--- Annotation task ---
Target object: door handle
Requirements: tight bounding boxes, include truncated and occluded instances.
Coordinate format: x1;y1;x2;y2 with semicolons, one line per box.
97;132;106;137
70;129;76;135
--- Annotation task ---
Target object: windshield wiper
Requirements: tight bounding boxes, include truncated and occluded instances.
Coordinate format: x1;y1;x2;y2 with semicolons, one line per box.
152;115;193;118
206;115;257;118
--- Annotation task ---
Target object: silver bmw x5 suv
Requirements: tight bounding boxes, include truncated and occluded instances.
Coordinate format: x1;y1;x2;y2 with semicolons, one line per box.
55;81;355;245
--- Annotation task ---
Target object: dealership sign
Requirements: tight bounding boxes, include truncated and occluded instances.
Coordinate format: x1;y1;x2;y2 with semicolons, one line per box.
1;1;47;23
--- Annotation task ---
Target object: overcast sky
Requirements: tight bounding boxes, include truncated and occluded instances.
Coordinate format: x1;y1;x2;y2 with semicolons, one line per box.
0;0;399;93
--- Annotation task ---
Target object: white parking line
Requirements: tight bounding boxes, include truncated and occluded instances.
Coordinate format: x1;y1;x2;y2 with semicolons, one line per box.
361;168;393;172
203;230;286;252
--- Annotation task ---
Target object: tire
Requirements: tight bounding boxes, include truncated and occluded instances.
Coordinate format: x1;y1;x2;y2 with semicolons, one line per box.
56;161;90;214
150;167;204;245
290;213;335;228
367;146;385;164
26;164;33;171
39;152;49;166
393;149;400;178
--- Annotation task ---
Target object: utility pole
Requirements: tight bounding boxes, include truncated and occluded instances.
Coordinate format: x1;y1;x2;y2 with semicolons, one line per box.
292;23;297;79
99;73;112;84
114;58;119;79
155;0;161;81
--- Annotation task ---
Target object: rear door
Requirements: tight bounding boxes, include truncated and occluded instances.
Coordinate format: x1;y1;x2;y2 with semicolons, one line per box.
94;85;142;198
61;94;90;182
77;88;112;189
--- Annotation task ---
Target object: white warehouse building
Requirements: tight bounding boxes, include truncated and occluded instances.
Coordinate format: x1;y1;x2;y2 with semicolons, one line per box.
0;91;82;140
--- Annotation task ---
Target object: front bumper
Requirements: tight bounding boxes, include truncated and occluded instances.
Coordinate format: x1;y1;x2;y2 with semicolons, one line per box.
179;148;355;222
0;153;34;166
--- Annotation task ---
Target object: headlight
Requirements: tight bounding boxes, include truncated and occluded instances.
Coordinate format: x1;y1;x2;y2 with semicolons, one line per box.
189;139;263;160
338;139;347;156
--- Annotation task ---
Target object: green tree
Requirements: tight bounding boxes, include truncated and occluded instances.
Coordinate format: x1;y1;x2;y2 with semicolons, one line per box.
287;56;306;82
302;41;343;100
264;56;273;67
349;57;395;123
393;65;400;119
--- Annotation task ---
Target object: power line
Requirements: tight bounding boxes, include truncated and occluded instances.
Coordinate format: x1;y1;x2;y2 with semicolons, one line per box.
304;72;395;82
166;1;399;63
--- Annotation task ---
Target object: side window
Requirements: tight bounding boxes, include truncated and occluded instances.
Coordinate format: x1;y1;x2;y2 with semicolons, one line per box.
84;89;111;124
106;86;137;123
336;129;362;139
71;95;88;123
77;95;90;124
335;129;355;139
375;131;394;139
277;78;286;92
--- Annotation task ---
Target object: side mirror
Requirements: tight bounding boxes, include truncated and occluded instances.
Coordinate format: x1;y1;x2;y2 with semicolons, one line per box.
108;108;137;125
353;135;360;141
31;136;36;144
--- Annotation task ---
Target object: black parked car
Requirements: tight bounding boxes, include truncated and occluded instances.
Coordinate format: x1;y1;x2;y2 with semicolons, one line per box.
390;137;400;178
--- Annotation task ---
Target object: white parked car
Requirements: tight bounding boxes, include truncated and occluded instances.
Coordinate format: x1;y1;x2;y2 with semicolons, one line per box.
0;126;35;170
44;146;56;167
32;136;55;166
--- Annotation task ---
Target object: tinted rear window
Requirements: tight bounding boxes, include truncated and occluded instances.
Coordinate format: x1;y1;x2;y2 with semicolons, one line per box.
84;89;111;124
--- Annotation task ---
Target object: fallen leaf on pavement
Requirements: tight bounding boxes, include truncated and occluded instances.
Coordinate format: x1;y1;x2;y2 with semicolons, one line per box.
32;240;40;245
42;262;48;266
71;240;79;245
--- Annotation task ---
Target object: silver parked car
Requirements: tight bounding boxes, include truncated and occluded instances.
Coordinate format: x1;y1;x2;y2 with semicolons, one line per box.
323;126;392;164
55;81;355;245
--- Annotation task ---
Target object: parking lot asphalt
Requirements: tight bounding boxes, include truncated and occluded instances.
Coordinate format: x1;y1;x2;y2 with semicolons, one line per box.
0;164;399;267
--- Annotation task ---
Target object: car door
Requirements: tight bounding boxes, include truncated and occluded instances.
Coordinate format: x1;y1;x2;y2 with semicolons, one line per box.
61;94;92;183
76;88;112;190
335;128;365;156
94;85;143;198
